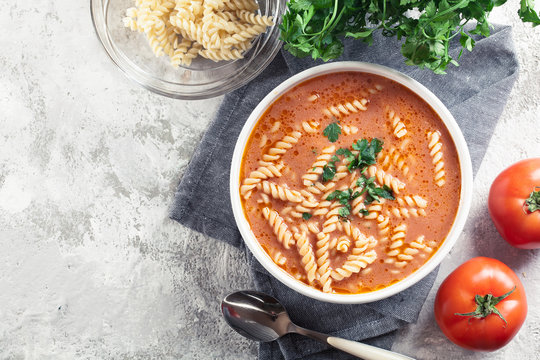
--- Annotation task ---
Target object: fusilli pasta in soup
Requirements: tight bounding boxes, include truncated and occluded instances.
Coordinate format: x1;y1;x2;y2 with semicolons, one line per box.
239;72;461;294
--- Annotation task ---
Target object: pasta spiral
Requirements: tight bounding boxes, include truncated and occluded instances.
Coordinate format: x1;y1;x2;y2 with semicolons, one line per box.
262;131;302;162
427;130;446;187
294;225;318;283
302;145;335;186
366;165;406;194
396;195;428;208
199;48;244;61
331;250;377;281
378;146;411;178
322;99;368;117
387;224;407;257
340;124;359;135
259;181;303;203
315;231;332;293
387;108;407;138
235;10;274;26
223;23;266;45
376;215;390;243
301;120;320;134
336;236;351;252
240;162;284;199
262;207;295;249
223;0;259;11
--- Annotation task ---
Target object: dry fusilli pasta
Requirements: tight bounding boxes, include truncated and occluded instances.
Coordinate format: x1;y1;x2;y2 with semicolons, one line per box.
123;0;272;67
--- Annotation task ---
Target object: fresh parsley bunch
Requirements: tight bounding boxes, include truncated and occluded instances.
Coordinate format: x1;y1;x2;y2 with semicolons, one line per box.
280;0;540;74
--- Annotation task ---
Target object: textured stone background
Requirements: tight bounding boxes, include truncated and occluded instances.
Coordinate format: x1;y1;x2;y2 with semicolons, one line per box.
0;1;539;359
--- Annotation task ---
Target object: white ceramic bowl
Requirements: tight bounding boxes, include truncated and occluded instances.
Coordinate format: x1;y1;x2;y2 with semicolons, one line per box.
230;62;473;304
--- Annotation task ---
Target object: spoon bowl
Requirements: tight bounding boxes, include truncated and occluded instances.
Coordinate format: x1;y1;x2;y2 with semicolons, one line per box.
222;290;291;342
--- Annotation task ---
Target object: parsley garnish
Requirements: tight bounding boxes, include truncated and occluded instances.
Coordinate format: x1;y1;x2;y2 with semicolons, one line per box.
525;187;540;213
356;176;395;205
323;122;341;143
322;155;340;182
302;212;313;220
336;148;356;165
338;207;350;218
280;0;540;74
326;189;360;219
342;138;383;172
359;209;370;216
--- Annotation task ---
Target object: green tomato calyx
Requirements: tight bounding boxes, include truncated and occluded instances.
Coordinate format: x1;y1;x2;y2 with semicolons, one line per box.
525;187;540;213
454;286;516;325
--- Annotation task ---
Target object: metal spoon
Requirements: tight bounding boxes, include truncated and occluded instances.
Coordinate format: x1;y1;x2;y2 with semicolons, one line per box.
221;290;414;360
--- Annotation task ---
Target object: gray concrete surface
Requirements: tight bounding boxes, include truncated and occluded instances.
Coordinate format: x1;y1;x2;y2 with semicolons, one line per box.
0;1;539;359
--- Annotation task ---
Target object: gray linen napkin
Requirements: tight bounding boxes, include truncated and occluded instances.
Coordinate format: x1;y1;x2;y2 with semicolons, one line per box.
170;24;518;360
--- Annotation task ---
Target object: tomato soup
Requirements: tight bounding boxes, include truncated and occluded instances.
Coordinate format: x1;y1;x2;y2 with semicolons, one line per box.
239;72;461;294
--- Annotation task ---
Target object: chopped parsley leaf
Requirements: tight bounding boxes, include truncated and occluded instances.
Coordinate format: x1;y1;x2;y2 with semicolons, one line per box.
348;138;383;171
323;122;341;143
302;212;312;220
322;164;336;182
326;189;355;219
356;175;395;205
321;155;340;182
338;207;351;218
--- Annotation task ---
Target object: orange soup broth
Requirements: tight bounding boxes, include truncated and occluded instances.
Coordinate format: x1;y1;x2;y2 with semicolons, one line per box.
240;72;461;294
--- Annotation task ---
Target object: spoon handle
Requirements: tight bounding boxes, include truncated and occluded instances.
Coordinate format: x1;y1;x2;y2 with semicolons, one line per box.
293;326;415;360
326;336;415;360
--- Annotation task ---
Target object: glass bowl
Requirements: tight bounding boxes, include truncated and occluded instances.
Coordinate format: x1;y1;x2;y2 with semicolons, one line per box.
90;0;286;99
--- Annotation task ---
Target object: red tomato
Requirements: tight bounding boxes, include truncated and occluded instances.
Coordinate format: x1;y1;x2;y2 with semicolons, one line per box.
488;158;540;249
434;257;527;351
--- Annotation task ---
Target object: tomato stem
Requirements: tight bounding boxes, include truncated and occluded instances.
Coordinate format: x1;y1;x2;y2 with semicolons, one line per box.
524;187;540;213
454;286;516;325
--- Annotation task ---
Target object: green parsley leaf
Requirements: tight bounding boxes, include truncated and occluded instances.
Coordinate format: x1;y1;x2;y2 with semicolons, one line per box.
323;122;341;143
321;154;340;182
352;139;368;152
519;0;540;26
348;138;384;172
336;148;352;156
356;175;395;205
338;207;351;218
326;189;350;201
337;147;356;167
290;0;312;11
280;0;531;73
359;209;370;216
326;189;355;219
326;190;341;201
302;212;313;220
322;164;336;182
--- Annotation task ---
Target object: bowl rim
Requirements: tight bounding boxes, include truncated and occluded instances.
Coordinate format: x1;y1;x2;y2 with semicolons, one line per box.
230;61;473;304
